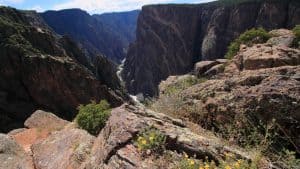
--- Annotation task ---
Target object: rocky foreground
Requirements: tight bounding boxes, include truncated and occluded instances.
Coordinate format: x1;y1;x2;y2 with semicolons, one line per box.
2;105;260;169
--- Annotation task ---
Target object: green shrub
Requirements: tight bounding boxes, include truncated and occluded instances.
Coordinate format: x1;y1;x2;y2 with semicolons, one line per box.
225;28;271;59
164;76;207;96
292;25;300;48
134;127;166;155
75;100;111;135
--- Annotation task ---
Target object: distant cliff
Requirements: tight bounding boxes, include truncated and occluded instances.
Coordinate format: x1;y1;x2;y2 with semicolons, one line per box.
41;9;139;63
123;0;300;96
0;7;124;132
93;10;140;51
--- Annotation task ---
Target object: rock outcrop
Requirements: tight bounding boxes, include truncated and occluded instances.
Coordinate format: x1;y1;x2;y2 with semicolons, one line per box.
123;0;300;96
155;29;300;154
0;7;124;132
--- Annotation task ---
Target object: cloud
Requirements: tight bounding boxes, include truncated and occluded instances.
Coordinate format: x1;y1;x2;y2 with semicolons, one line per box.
0;0;24;4
53;0;188;13
31;5;43;12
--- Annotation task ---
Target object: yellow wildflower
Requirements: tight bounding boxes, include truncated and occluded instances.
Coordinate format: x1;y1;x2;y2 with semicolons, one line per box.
199;167;204;169
149;136;154;141
204;164;209;169
137;136;143;141
225;165;232;169
141;139;147;145
234;161;241;168
190;160;195;165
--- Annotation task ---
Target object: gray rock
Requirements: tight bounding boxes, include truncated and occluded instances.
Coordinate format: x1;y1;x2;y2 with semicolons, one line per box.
0;134;34;169
194;61;218;77
204;64;225;76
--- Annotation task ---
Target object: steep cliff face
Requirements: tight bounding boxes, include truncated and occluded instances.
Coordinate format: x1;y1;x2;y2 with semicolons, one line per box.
41;9;139;63
93;10;140;51
0;7;124;132
124;0;300;96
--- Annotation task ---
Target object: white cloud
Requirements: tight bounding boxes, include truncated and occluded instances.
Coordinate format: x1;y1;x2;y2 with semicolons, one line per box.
31;5;43;12
0;0;24;4
53;0;192;14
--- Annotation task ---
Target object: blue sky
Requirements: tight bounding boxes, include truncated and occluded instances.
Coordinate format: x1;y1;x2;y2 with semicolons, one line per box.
0;0;214;14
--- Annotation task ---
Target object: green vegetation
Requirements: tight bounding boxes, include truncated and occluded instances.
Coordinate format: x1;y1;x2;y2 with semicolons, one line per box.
134;127;166;155
0;8;42;55
292;25;300;48
176;152;256;169
75;100;111;135
149;76;207;122
164;76;207;96
225;28;271;59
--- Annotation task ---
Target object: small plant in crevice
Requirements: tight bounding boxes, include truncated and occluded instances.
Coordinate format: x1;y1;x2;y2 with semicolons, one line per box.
75;100;111;135
176;152;254;169
219;152;257;169
134;127;166;156
292;25;300;48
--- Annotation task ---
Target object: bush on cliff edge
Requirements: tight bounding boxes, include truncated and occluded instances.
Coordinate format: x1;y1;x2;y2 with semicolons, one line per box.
292;25;300;48
225;28;271;59
75;100;111;135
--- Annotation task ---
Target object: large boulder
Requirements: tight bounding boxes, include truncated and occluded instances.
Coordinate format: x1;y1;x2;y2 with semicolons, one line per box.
9;110;70;153
24;110;69;130
235;45;300;70
267;29;295;47
0;134;34;169
32;129;95;169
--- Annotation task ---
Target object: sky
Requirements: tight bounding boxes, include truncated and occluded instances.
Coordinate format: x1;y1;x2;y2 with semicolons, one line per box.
0;0;214;14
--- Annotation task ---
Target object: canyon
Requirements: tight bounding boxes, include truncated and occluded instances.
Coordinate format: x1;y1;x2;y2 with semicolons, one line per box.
0;0;300;168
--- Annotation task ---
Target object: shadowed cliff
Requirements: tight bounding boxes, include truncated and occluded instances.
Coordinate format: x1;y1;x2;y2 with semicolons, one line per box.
0;7;124;132
123;0;300;97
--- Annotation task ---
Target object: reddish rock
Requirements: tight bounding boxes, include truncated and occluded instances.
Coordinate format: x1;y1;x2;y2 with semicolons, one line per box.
32;129;95;169
237;45;300;70
0;134;34;169
24;110;69;130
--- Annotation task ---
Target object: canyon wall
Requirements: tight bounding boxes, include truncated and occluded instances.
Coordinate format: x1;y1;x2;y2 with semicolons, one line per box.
0;7;124;132
123;0;300;96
